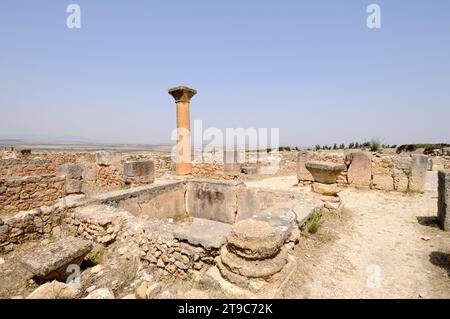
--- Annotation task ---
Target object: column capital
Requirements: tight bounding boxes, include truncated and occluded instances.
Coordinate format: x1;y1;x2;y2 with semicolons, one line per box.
168;86;197;103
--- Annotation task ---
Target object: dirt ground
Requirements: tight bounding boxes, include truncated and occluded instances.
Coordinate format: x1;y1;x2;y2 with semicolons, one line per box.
247;173;450;298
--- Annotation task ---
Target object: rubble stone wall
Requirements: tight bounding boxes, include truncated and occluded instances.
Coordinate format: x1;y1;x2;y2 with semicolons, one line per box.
0;175;65;214
0;158;57;177
0;204;62;253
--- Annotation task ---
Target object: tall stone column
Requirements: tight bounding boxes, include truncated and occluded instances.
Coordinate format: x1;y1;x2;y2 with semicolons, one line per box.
168;86;197;176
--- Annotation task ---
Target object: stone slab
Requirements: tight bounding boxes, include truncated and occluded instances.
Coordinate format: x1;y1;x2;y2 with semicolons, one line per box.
305;161;346;184
59;164;83;194
291;197;324;226
27;280;80;299
312;182;339;196
297;150;314;182
123;160;155;185
347;151;372;187
409;154;428;192
173;218;233;249
21;236;92;281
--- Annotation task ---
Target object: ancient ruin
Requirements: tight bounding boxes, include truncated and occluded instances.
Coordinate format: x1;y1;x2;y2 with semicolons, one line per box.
0;87;449;300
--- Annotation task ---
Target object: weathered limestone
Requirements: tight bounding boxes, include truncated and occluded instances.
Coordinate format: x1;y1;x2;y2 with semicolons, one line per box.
84;288;114;299
306;161;344;207
372;175;394;191
409;154;428;192
312;182;340;196
94;181;186;219
393;175;409;192
292;197;325;226
95;151;111;166
186;179;243;224
59;164;83;194
219;245;288;278
226;219;284;260
296;150;314;184
216;218;290;291
27;280;80;299
173;218;233;250
21;236;92;282
249;207;297;243
431;157;444;171
437;170;450;231
305;161;346;184
168;86;197;177
347;152;371;187
123;160;155;186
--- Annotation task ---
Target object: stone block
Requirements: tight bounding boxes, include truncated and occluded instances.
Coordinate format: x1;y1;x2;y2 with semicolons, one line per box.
393;176;409;192
296;150;314;183
21;236;92;282
305;161;346;184
372;175;393;191
27;280;80;299
59;164;83;194
123;160;154;185
347;151;371;187
173;218;233;249
431;157;444;171
409;154;428;192
438;170;450;231
95;151;111;166
186;179;242;224
312;182;340;196
226;219;284;260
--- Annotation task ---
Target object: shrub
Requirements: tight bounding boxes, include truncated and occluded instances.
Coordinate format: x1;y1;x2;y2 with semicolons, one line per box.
369;139;381;152
305;208;323;234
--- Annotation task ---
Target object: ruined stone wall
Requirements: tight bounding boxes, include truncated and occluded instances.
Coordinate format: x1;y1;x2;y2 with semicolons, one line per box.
0;175;65;214
139;235;216;278
0;158;57;177
34;152;96;166
297;150;431;192
192;163;236;180
370;154;412;191
63;209;121;245
0;204;62;253
95;165;123;187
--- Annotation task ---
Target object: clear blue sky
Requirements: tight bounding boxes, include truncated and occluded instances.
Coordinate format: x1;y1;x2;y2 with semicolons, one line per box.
1;0;449;146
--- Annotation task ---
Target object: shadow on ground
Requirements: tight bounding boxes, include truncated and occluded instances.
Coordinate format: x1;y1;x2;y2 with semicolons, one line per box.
416;216;439;228
429;251;450;277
